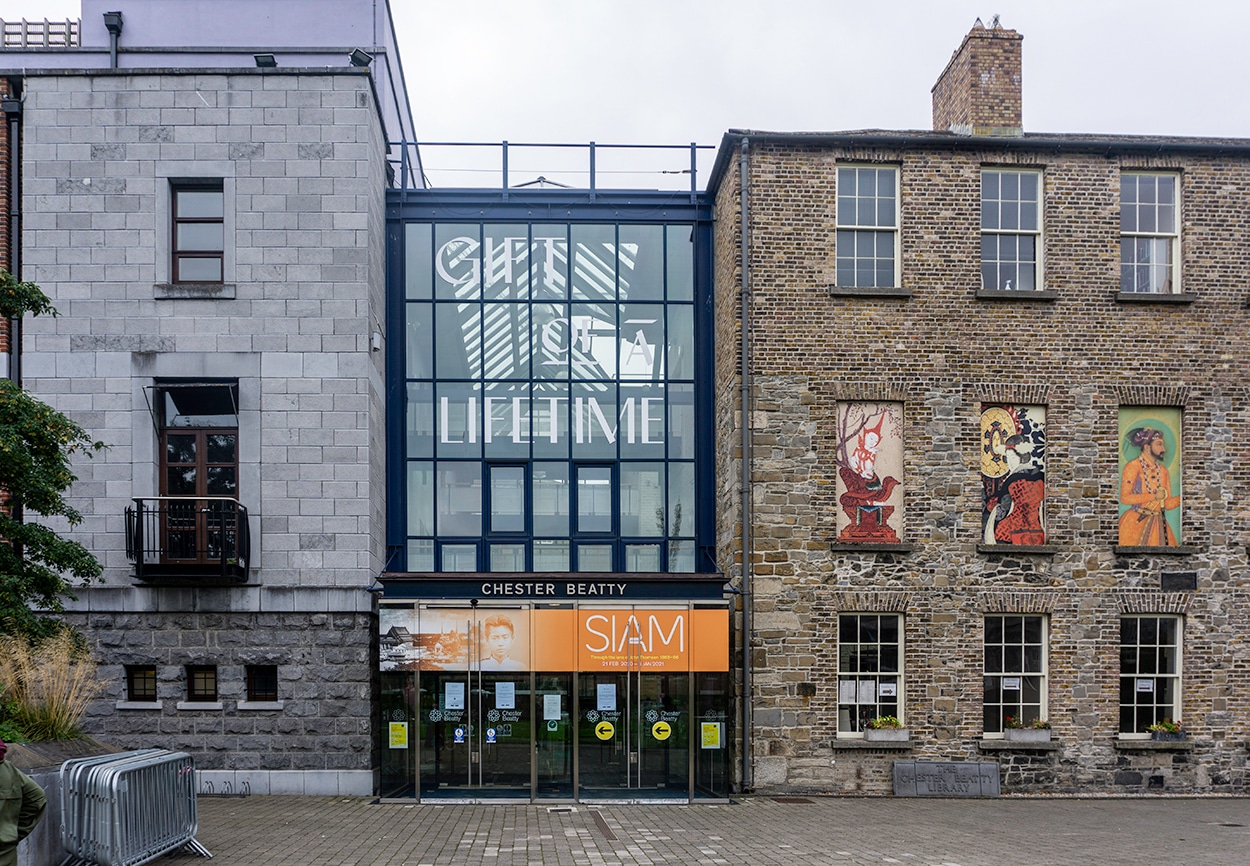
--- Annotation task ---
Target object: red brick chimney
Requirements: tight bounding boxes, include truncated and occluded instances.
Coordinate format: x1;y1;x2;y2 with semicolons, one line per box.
932;18;1023;136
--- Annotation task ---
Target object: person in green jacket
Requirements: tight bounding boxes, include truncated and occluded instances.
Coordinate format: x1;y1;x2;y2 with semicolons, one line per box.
0;738;46;866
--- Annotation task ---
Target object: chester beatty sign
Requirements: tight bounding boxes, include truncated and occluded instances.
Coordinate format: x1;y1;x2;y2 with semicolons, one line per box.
379;574;728;601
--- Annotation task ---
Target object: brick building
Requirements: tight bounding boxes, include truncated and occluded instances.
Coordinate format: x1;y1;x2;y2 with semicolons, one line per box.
707;20;1250;793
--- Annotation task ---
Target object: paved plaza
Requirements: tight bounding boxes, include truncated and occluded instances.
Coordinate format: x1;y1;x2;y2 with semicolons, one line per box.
161;795;1250;866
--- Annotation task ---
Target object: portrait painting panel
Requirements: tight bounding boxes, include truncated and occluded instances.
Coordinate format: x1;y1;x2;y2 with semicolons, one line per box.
981;404;1046;545
1118;407;1182;546
835;402;903;543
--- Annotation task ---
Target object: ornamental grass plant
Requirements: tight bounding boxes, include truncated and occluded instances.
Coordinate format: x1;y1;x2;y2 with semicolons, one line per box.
0;630;103;740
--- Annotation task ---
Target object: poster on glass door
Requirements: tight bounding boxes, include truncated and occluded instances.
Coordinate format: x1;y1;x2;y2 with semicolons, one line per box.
378;608;532;672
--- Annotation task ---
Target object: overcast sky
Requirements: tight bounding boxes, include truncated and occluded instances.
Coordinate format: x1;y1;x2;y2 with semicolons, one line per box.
8;1;1250;187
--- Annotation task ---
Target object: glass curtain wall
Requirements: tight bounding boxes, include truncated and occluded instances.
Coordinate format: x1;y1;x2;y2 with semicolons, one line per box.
403;222;698;573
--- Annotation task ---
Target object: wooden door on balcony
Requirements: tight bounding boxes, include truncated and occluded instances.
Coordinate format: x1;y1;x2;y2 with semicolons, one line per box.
160;428;238;563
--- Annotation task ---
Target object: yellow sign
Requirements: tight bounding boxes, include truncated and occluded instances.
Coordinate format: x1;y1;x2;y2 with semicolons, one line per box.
652;721;672;741
701;722;722;750
389;722;409;749
595;720;615;741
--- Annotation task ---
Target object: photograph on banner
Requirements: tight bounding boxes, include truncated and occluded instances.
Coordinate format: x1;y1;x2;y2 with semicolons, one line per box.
377;607;531;671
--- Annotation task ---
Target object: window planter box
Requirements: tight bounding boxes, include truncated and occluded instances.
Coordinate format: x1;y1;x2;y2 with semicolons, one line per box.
864;727;910;743
1005;728;1052;743
1150;731;1187;742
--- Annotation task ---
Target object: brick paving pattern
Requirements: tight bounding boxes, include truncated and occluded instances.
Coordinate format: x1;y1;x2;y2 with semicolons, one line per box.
161;795;1250;866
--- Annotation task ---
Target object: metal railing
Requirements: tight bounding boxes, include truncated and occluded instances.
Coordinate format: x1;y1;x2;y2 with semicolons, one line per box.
60;749;211;866
390;140;715;202
125;496;250;582
0;18;80;47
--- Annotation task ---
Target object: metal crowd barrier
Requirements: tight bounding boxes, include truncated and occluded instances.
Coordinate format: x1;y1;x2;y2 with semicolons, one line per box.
60;749;212;866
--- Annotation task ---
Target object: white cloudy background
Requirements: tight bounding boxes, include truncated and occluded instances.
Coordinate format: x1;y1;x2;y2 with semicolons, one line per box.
7;1;1250;186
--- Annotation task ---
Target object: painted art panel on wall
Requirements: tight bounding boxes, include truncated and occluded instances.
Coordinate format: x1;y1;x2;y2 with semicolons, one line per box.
981;405;1046;545
1118;407;1182;546
835;402;903;543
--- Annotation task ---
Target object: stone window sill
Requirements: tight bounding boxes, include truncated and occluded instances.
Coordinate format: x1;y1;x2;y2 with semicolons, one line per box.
237;700;285;711
176;700;224;711
115;700;162;711
1113;737;1194;752
977;738;1060;752
975;289;1058;301
832;737;913;750
826;285;912;299
155;282;236;300
1116;292;1196;305
1114;546;1200;557
977;544;1061;556
829;543;914;554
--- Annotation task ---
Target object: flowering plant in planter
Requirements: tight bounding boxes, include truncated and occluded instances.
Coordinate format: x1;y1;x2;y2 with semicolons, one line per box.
1147;719;1186;740
862;715;909;742
1003;716;1052;742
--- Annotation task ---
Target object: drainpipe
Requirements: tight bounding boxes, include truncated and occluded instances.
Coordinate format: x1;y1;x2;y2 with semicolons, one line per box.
103;11;124;69
738;137;753;791
3;81;21;385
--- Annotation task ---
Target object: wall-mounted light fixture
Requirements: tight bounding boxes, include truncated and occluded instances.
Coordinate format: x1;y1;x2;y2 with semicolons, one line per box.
253;54;277;68
349;48;373;67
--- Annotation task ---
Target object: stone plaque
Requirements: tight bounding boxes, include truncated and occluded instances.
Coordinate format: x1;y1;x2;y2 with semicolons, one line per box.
1160;571;1197;591
893;761;1000;797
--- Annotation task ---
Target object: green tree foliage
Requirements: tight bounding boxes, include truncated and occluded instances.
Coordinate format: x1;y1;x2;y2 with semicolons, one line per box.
0;270;104;638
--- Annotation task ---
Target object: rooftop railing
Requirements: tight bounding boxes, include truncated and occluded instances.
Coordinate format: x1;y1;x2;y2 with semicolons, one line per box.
390;140;715;202
0;18;80;48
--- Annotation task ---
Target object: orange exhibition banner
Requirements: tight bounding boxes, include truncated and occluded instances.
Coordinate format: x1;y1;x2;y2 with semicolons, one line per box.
521;608;729;673
531;608;576;671
691;609;729;672
577;608;729;672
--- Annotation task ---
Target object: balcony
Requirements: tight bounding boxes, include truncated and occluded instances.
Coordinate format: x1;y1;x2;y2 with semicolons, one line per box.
125;497;250;583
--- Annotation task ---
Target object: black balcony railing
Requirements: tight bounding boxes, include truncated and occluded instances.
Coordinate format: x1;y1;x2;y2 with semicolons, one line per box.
125;497;250;583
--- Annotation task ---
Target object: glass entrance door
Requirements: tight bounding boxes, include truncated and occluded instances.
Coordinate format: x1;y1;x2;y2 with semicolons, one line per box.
418;608;532;801
577;625;690;801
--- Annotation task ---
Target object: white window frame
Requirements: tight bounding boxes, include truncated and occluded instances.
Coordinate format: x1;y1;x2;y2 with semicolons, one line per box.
1119;615;1182;738
835;165;900;289
836;612;903;736
1120;172;1181;294
980;169;1042;291
983;614;1047;737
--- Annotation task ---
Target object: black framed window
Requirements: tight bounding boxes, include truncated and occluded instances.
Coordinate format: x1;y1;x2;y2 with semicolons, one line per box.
246;665;279;702
172;182;224;283
126;665;157;702
1120;616;1181;734
983;614;1046;734
837;614;902;733
186;665;218;702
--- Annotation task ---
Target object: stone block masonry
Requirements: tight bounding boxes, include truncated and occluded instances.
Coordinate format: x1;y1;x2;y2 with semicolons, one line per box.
712;134;1250;795
17;68;390;795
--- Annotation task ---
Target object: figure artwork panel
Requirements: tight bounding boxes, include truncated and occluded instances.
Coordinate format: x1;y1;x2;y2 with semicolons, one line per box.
1118;407;1182;546
835;402;903;543
981;405;1046;545
377;608;532;672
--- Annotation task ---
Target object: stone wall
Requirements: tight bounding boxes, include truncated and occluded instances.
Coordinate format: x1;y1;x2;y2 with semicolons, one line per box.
713;138;1250;794
17;68;389;795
